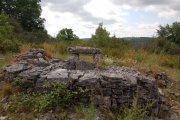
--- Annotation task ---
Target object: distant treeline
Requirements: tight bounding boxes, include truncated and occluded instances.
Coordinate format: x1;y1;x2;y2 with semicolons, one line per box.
81;37;152;44
123;37;152;44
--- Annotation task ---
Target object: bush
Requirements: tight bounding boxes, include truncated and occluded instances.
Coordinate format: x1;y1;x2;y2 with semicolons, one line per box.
143;38;180;55
0;39;20;53
4;81;73;116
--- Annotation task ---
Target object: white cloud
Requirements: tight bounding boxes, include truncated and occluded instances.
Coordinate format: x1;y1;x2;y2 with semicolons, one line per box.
40;0;180;38
111;0;180;18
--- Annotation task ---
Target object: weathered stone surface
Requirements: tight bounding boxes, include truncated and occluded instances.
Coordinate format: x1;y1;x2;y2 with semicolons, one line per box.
93;54;103;63
37;53;43;58
30;48;44;54
68;46;101;54
69;70;85;81
3;63;27;73
169;111;179;120
18;67;43;80
0;74;4;81
76;60;96;70
159;104;168;111
46;69;69;82
66;58;76;70
159;96;166;104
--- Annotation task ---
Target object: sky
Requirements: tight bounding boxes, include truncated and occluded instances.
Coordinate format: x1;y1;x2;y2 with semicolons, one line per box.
40;0;180;38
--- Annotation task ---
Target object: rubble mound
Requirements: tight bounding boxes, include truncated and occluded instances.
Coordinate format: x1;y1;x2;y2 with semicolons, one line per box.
0;48;173;118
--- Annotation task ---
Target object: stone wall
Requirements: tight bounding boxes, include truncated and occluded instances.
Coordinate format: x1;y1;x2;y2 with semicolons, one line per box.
0;48;162;117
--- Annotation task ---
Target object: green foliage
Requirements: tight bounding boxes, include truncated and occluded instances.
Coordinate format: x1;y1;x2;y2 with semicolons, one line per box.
0;53;14;67
0;12;14;38
157;22;180;46
1;0;45;32
91;22;110;47
13;77;31;91
116;96;154;120
36;81;73;113
7;93;36;113
23;29;49;43
56;28;78;41
0;12;20;53
98;57;114;69
160;55;180;68
143;38;180;55
3;81;73;116
75;103;97;120
0;39;20;53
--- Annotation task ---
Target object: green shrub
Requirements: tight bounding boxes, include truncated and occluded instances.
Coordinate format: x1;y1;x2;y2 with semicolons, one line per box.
116;96;154;120
4;81;73;116
0;39;20;53
144;38;180;55
75;103;97;120
35;81;73;113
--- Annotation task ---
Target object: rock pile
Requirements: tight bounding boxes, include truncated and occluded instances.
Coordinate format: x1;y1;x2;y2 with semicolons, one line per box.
0;48;173;118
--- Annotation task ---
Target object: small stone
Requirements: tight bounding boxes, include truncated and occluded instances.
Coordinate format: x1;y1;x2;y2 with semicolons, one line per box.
0;95;8;102
160;104;168;111
158;88;164;96
174;92;180;97
0;116;8;120
169;111;179;120
68;113;76;119
159;96;166;104
37;53;43;58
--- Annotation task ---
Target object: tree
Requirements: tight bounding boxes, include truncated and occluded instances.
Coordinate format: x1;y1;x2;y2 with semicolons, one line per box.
157;22;180;46
0;12;20;53
56;28;78;41
1;0;45;32
91;22;110;47
0;12;14;39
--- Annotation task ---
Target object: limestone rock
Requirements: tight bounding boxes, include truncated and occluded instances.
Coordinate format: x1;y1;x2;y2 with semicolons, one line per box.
76;60;96;70
46;69;69;82
18;67;43;80
67;46;101;54
3;63;27;73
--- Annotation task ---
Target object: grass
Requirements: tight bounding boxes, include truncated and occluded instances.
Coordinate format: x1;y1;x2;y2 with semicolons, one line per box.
75;103;97;120
116;97;153;120
0;82;20;98
0;52;14;67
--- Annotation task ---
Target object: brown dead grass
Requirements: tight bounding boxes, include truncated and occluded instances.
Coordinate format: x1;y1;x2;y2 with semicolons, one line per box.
0;82;20;98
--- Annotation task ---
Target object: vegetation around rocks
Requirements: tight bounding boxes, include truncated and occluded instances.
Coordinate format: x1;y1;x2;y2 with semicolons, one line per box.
0;1;180;119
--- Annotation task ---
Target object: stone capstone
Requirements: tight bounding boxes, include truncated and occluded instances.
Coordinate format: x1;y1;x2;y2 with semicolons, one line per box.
67;46;101;54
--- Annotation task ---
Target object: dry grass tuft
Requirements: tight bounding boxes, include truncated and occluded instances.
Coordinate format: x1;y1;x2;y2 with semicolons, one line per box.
43;50;52;59
0;82;20;98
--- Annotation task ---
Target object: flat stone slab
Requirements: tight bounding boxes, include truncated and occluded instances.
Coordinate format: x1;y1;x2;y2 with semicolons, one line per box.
67;46;101;54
